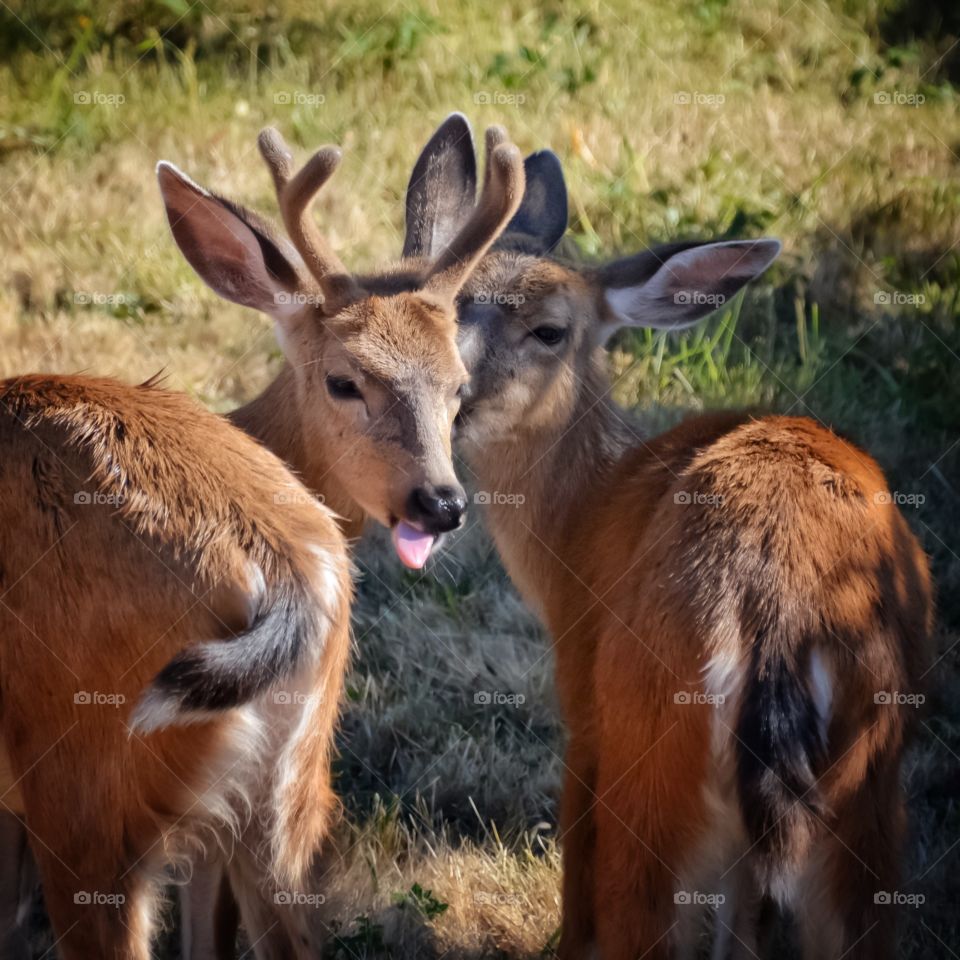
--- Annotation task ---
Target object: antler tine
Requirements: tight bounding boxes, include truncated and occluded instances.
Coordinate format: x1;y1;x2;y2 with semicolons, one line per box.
482;125;507;192
257;127;361;313
422;127;525;304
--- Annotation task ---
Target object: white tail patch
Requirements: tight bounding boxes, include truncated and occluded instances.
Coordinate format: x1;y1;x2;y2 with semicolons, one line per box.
809;648;832;746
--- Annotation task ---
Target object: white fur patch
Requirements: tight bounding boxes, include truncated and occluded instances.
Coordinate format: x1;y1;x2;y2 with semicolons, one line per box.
809;648;832;746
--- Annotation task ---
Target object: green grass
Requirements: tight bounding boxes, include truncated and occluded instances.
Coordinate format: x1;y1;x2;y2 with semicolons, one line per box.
2;0;959;956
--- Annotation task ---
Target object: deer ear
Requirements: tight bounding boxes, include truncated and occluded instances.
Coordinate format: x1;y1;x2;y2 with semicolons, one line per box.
596;239;781;340
497;150;568;255
403;113;477;259
157;162;305;320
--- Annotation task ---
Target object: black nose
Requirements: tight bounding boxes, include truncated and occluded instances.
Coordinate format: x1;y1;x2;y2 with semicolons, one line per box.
406;484;467;534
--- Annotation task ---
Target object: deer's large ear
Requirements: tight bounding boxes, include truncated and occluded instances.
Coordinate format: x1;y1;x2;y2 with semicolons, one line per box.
595;239;781;340
157;162;305;320
497;150;568;255
403;113;477;259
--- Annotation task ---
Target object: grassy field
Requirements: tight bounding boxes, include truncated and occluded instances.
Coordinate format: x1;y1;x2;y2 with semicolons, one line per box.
2;0;959;956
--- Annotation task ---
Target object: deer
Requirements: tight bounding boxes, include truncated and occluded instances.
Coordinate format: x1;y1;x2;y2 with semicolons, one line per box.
0;372;353;960
0;122;526;959
158;122;526;957
405;116;934;959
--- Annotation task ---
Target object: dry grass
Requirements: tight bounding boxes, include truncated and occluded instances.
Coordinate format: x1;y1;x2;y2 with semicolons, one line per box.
2;0;959;956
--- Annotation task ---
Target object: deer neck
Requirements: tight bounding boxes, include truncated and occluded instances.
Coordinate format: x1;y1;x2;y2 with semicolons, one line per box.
463;357;636;623
228;364;367;541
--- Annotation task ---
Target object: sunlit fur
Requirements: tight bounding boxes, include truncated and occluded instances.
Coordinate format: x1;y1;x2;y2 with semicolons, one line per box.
156;130;524;958
456;249;934;960
0;374;352;960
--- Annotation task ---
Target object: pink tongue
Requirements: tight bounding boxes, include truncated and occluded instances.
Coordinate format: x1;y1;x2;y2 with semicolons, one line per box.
391;522;436;570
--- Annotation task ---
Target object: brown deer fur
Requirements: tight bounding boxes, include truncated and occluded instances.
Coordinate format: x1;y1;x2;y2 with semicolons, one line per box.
0;373;352;960
157;125;525;957
403;116;933;960
453;249;933;960
0;123;525;958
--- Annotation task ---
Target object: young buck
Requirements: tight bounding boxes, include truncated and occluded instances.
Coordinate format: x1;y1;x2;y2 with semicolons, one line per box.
407;118;933;959
0;124;525;958
157;123;525;957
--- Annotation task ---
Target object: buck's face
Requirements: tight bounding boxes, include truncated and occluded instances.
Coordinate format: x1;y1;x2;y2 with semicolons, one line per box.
159;122;524;568
300;294;468;536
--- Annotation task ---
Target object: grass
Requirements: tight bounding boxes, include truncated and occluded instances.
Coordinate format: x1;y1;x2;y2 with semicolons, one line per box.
1;0;959;955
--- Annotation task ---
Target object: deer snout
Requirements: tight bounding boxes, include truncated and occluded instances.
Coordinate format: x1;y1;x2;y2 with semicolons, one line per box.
406;482;467;534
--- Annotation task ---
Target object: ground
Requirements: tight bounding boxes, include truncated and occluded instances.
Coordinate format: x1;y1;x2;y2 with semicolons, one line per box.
1;0;958;956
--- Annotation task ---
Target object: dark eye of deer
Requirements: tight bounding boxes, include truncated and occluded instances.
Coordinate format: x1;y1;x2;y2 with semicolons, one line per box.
531;326;567;346
326;375;362;400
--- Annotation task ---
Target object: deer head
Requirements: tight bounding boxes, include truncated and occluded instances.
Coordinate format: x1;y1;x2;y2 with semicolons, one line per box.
158;125;525;568
403;115;779;452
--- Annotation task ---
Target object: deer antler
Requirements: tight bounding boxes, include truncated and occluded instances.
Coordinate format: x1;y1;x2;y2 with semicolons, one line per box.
422;126;525;305
257;127;363;315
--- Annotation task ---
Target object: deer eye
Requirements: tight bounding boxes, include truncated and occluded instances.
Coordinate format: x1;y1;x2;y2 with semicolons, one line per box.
326;375;362;401
530;325;567;346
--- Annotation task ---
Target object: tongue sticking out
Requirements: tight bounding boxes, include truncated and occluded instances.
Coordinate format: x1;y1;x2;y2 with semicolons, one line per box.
391;521;436;570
